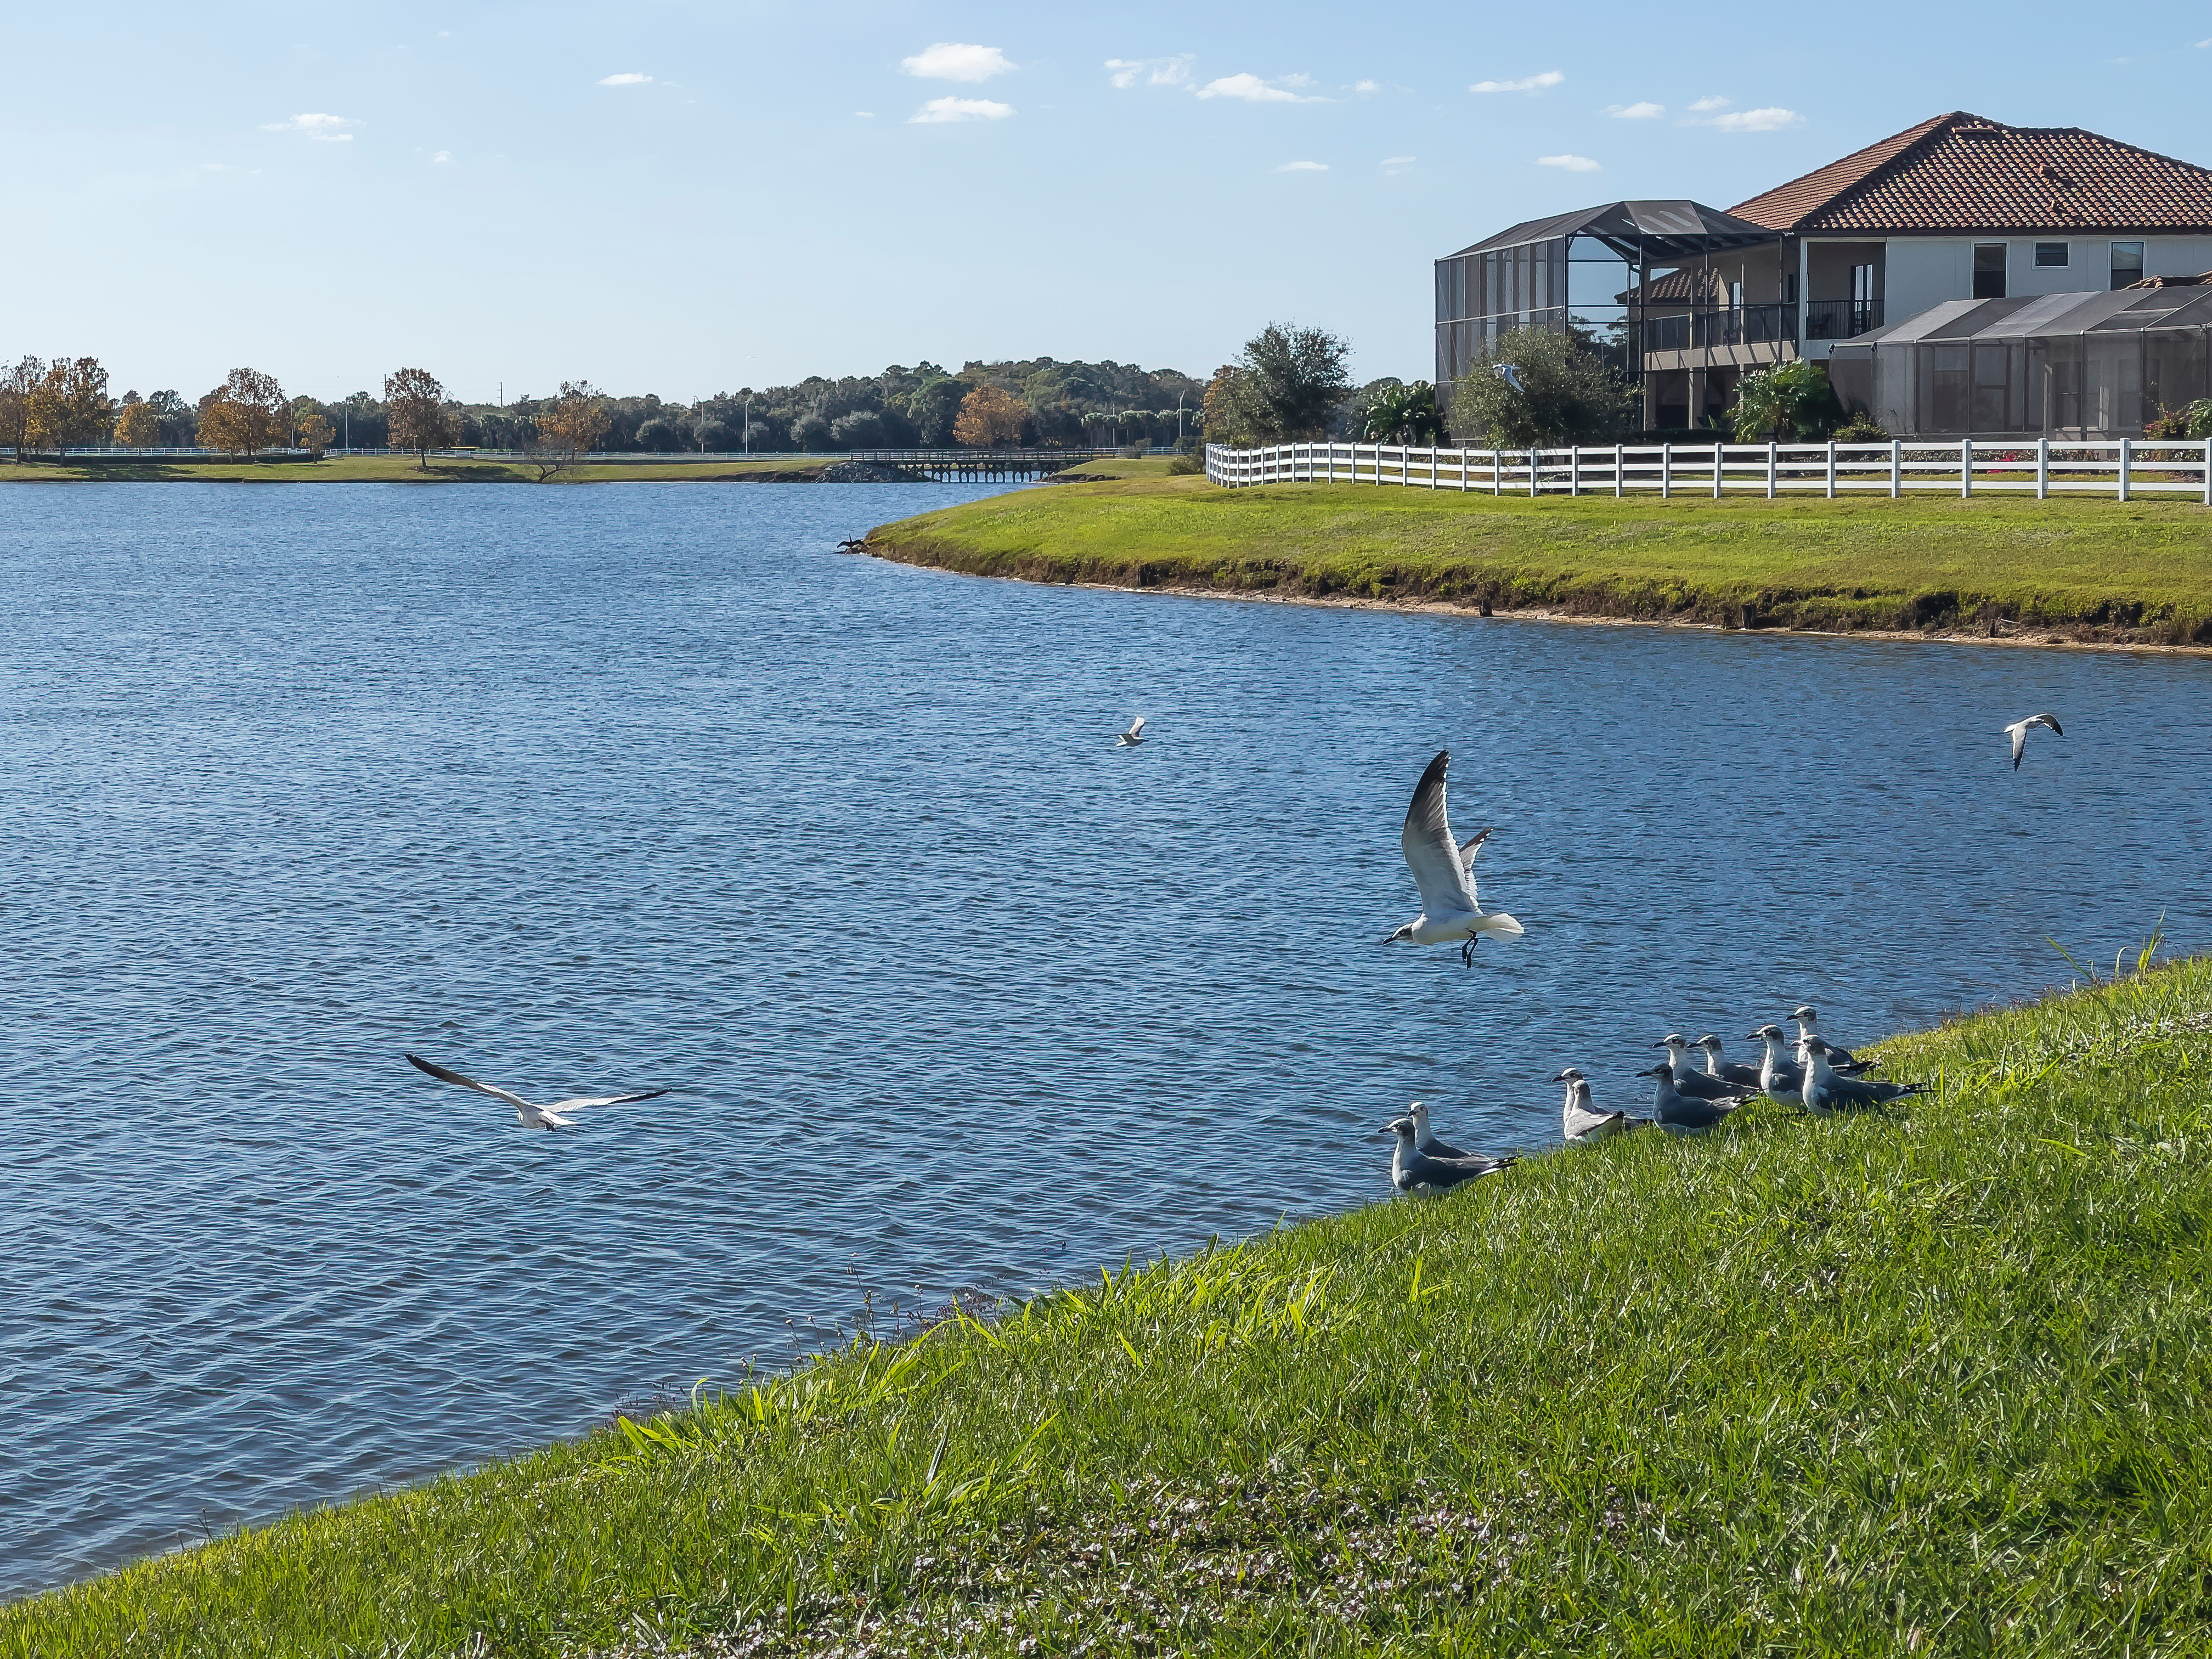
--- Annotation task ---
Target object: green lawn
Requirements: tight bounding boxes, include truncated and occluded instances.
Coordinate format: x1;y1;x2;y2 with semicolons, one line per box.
9;960;2212;1656
868;475;2212;642
0;455;856;484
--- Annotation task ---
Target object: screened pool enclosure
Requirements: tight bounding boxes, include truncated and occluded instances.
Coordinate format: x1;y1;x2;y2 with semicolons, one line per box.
1826;283;2212;438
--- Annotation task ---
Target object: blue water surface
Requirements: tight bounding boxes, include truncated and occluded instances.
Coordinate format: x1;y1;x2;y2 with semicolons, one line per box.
0;481;2205;1595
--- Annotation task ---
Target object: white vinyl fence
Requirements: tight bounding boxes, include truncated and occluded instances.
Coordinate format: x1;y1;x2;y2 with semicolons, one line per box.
1205;438;2212;504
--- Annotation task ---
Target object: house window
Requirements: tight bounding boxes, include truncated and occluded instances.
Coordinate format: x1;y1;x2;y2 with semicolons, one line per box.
1850;262;1875;304
2034;242;2070;268
1729;280;1744;309
2111;241;2145;289
1973;244;2007;299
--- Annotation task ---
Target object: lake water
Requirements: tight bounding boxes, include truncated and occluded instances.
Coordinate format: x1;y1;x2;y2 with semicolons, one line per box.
1;482;2206;1596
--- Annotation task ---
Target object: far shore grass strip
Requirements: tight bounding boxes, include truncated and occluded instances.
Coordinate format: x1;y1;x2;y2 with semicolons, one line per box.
868;473;2212;645
7;960;2211;1656
0;455;870;485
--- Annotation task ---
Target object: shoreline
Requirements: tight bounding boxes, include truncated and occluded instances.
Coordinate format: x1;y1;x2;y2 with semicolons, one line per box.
947;565;2212;658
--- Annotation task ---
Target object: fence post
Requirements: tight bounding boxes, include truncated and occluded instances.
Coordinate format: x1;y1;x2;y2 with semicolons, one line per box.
1429;445;1437;489
1528;449;1538;498
1889;438;1902;499
1570;445;1581;496
1960;437;1972;499
2035;437;2049;499
2204;438;2211;507
1712;443;1724;499
2118;436;2132;503
1660;443;1671;498
1825;440;1837;498
1614;443;1624;498
1767;440;1778;499
1491;449;1501;495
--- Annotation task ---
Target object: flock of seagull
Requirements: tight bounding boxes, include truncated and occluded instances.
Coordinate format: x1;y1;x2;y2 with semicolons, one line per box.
397;701;2063;1144
1346;722;2051;1195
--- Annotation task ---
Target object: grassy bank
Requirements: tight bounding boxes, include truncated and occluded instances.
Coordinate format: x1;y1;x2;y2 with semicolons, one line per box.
867;474;2212;645
9;961;2212;1655
0;456;893;484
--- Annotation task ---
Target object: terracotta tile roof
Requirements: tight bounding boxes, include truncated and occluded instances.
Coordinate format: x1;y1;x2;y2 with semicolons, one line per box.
1729;112;2212;236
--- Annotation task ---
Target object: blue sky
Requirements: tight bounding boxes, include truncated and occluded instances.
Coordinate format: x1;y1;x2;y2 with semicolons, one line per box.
4;2;2208;403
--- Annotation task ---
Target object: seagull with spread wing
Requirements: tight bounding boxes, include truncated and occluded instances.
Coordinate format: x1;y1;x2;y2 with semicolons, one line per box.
1114;716;1147;747
404;1053;670;1131
2005;712;2062;770
1381;751;1523;967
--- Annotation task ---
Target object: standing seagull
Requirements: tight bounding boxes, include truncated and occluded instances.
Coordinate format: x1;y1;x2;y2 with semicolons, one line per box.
1799;1037;1922;1115
1746;1025;1812;1104
1114;716;1147;747
1657;1034;1755;1103
1408;1101;1480;1161
1646;1063;1742;1136
1787;1006;1858;1068
1693;1034;1765;1091
404;1053;670;1131
2004;713;2062;770
1377;1118;1516;1193
1382;751;1524;967
1554;1070;1647;1144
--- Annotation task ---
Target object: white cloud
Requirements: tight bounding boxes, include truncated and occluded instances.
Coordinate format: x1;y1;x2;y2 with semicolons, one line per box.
1105;55;1193;89
901;43;1015;82
1276;160;1328;171
1604;101;1665;119
910;97;1014;123
1705;106;1803;132
1197;72;1322;102
430;150;452;163
597;72;652;86
854;110;875;118
1538;153;1601;171
2197;36;2212;47
1471;70;1562;93
262;112;360;140
1688;94;1731;111
1354;79;1380;93
1381;154;1414;165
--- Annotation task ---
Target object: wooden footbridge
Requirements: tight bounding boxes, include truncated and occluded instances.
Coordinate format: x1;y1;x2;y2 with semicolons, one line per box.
844;447;1120;482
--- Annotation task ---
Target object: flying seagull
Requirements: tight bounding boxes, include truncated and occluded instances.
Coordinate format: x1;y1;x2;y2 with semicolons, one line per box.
1492;363;1527;395
1377;1118;1516;1194
1554;1069;1647;1144
2005;712;2062;770
1115;716;1147;747
1799;1036;1923;1115
1383;751;1524;967
403;1053;670;1131
1647;1063;1742;1136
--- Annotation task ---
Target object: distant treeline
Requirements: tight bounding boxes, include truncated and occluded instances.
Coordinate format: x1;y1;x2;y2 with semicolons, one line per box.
4;355;1215;454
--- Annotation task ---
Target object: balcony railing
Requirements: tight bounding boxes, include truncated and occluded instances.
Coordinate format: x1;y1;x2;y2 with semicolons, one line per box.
1641;304;1797;353
1804;298;1885;341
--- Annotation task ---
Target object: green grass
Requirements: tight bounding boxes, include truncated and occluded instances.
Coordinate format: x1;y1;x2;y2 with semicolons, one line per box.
0;455;861;484
10;961;2212;1655
867;475;2212;643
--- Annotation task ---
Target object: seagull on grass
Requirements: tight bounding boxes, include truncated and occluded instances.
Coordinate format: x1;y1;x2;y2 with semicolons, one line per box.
1382;751;1523;967
1408;1101;1480;1161
1692;1034;1765;1091
1799;1036;1923;1115
2005;713;2062;770
1658;1034;1755;1103
1554;1069;1648;1144
404;1053;670;1131
1378;1118;1516;1194
1114;716;1147;747
1787;1006;1858;1068
1646;1063;1742;1136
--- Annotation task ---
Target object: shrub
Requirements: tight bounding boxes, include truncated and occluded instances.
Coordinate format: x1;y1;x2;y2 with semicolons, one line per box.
1833;413;1891;443
1731;360;1842;442
1450;328;1637;448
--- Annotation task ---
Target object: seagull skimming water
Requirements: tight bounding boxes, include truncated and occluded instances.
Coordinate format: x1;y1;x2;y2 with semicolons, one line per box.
1115;716;1147;747
404;1053;670;1131
1383;751;1523;967
2005;713;2062;770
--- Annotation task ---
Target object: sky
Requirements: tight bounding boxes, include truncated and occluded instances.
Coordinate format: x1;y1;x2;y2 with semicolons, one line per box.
4;2;2209;404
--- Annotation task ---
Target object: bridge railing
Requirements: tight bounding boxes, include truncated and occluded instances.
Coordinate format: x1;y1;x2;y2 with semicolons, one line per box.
1203;438;2212;503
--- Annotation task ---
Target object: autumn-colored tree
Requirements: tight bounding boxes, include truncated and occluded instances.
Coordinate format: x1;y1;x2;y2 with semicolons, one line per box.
1199;365;1251;448
530;380;611;479
952;383;1025;447
198;368;289;459
0;356;44;461
26;357;113;453
385;367;458;469
114;398;162;448
295;400;334;456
